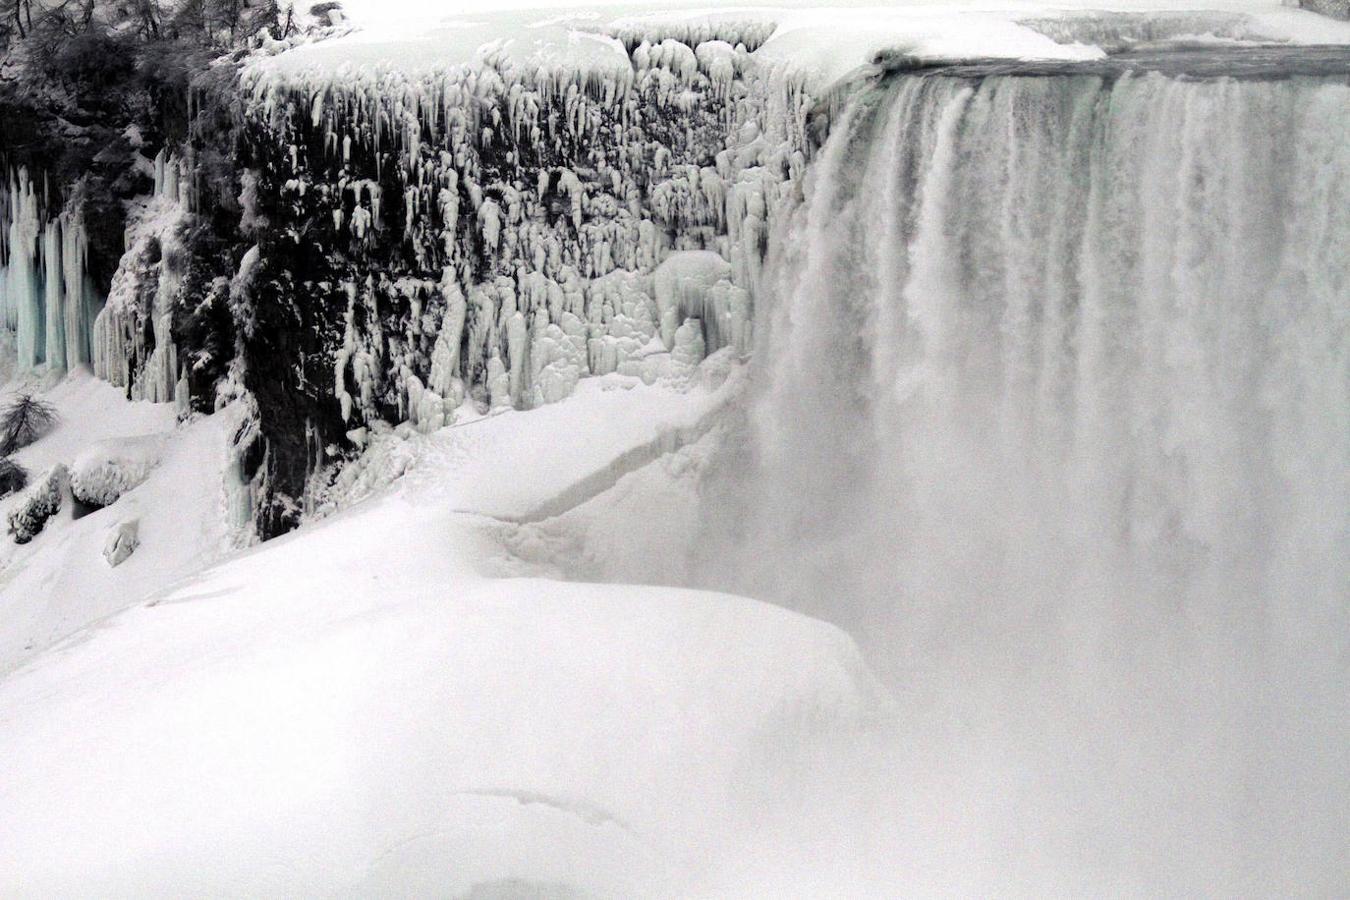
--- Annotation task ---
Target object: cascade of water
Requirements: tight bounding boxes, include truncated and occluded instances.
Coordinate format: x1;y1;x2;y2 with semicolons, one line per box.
705;67;1349;891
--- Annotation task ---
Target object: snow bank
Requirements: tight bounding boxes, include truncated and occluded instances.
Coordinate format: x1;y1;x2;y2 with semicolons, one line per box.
69;434;166;507
0;370;176;475
257;14;634;80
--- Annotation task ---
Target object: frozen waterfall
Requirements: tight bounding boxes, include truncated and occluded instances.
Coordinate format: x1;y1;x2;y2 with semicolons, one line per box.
701;62;1349;894
0;169;102;373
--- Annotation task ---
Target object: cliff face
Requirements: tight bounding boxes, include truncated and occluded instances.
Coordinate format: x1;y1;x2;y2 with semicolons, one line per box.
229;31;818;536
5;26;825;539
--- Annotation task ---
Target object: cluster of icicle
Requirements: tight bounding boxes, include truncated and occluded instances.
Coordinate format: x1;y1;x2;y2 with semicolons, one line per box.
243;23;820;434
0;169;100;373
91;150;194;406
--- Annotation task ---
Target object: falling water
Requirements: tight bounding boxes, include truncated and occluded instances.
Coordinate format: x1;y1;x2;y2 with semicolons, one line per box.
704;61;1349;894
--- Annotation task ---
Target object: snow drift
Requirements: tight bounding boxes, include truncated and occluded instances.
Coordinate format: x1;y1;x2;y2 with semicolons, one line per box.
0;383;885;898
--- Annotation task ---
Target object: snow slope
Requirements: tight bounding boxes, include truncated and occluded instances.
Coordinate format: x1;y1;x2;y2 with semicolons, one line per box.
0;370;885;896
0;372;245;671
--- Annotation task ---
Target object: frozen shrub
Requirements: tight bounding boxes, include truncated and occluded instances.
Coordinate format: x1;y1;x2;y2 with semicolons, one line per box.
8;464;69;545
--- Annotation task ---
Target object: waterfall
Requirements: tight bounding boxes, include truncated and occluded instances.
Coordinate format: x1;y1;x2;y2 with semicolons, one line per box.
706;66;1349;893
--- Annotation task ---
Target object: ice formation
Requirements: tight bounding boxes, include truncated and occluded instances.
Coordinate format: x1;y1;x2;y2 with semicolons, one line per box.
241;22;816;441
92;151;195;405
0;170;101;373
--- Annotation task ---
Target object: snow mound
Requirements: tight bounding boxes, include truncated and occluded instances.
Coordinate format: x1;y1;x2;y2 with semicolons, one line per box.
0;362;889;893
69;434;166;507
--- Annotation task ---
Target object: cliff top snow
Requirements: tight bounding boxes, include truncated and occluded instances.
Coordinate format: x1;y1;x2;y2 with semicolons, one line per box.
258;0;1350;89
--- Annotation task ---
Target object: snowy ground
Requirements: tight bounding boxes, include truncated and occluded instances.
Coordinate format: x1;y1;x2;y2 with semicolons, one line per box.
0;364;885;896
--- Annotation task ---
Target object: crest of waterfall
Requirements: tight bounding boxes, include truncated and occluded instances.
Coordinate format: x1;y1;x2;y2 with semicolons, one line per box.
707;68;1349;891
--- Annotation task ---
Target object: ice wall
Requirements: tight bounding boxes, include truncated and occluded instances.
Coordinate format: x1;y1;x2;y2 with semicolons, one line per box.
701;65;1350;894
241;30;818;435
0;169;102;373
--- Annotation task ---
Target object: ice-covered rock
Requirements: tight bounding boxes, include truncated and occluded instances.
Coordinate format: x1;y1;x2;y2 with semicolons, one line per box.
233;25;810;460
91;151;191;404
102;519;140;567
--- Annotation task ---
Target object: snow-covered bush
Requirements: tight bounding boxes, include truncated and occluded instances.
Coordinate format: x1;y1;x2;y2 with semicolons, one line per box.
70;435;165;508
0;394;58;455
0;458;27;498
7;464;69;544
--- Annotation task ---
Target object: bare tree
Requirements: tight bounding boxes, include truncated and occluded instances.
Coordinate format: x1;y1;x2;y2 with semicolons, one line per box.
0;394;58;455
